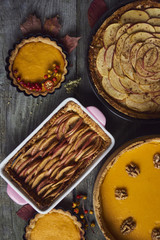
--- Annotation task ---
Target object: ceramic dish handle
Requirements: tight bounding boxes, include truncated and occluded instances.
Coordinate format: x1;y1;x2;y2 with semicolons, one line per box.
7;184;27;205
7;106;106;205
86;106;106;127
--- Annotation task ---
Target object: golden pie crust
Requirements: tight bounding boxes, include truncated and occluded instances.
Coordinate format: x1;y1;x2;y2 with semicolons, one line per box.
93;136;160;240
4;101;111;210
25;209;85;240
89;0;160;119
8;36;68;96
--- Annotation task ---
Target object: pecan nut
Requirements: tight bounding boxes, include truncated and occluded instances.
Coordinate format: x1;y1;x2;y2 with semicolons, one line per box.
153;153;160;169
115;188;128;200
126;162;140;177
152;228;160;240
120;217;136;235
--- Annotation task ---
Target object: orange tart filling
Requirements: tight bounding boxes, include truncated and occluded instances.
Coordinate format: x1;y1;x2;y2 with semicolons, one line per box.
25;209;85;240
9;37;67;96
95;138;160;240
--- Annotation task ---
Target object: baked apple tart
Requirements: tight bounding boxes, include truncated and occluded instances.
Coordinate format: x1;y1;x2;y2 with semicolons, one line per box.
4;101;111;210
89;0;160;119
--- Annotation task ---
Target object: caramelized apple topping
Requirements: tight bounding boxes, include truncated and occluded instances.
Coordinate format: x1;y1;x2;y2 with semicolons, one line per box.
10;109;106;204
126;162;140;177
115;187;128;200
153;153;160;169
152;227;160;240
120;217;136;235
90;2;160;116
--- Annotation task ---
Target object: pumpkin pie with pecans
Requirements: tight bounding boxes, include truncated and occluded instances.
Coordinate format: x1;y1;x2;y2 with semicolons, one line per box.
25;209;85;240
89;0;160;119
8;36;68;96
94;137;160;240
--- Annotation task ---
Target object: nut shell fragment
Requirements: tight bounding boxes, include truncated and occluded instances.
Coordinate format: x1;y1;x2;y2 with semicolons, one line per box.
152;227;160;240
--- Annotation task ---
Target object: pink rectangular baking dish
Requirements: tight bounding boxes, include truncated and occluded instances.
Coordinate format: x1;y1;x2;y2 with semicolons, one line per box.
0;97;115;214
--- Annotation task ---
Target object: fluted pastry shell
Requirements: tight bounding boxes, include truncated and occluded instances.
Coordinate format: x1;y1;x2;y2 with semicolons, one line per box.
8;36;68;96
25;209;85;240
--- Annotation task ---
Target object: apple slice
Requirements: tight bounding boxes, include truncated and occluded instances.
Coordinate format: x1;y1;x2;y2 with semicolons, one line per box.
113;52;124;77
53;112;74;125
136;43;157;60
115;23;131;40
135;58;155;78
102;76;127;100
68;125;89;143
146;8;160;18
105;44;115;69
147;18;160;26
120;56;134;80
154;26;160;33
145;37;160;47
109;68;126;93
103;23;121;49
115;32;129;59
96;47;108;76
44;125;58;138
65;118;83;138
130;42;143;68
153;95;160;104
143;47;158;67
127;22;155;35
120;10;149;24
126;97;157;112
72;130;93;150
128;92;152;103
120;76;143;94
140;82;160;92
134;72;158;85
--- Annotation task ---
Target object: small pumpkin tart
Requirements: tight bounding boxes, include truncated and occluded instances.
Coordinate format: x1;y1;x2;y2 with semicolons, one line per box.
25;209;85;240
9;36;68;96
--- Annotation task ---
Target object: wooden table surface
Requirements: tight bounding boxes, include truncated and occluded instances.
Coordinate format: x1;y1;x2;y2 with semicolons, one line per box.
1;0;160;239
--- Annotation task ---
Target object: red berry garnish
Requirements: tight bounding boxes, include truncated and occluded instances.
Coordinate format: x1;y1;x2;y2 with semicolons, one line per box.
54;69;58;73
17;76;21;81
44;74;48;79
56;65;60;70
84;210;88;214
76;195;83;199
52;77;57;82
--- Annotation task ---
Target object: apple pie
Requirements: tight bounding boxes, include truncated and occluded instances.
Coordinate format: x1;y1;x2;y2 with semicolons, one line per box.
89;0;160;119
4;101;111;210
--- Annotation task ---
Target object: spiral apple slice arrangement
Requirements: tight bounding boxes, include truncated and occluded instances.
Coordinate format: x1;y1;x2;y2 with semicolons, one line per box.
7;104;109;208
93;2;160;116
